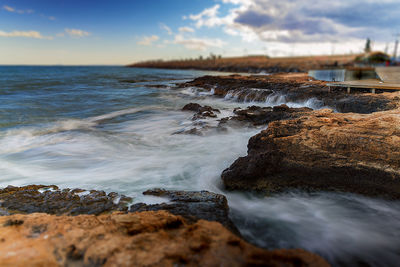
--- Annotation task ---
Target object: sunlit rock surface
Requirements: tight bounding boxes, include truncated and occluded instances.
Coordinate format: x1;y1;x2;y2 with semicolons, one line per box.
222;108;400;199
0;211;329;267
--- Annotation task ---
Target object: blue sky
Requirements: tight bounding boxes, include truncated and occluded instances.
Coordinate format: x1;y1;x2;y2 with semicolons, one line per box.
1;0;399;65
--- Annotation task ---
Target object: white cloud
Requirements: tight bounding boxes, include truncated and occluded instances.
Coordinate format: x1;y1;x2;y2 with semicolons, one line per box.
3;5;56;21
0;30;52;39
160;23;173;35
137;35;160;46
179;27;195;33
188;4;228;28
172;34;226;51
65;28;90;38
3;5;14;12
181;0;399;56
3;5;34;14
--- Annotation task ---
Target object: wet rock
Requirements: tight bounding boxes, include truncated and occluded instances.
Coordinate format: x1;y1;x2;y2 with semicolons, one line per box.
172;127;205;136
180;74;400;114
130;189;238;234
0;185;132;215
223;104;312;126
182;103;202;112
182;102;220;120
222;108;400;199
0;211;329;266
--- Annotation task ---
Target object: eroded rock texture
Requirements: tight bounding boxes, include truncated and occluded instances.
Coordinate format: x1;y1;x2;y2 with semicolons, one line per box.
0;211;329;267
222;109;400;199
0;185;132;215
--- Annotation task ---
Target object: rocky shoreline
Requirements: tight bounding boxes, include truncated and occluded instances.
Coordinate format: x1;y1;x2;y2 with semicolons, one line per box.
222;108;400;199
179;73;400;199
0;185;328;266
2;72;400;266
128;54;356;74
180;73;399;114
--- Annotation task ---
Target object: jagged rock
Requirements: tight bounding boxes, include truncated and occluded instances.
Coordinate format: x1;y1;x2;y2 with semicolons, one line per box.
0;185;132;215
0;211;329;267
224;104;312;126
222;108;400;199
130;189;238;234
180;74;400;114
182;103;220;120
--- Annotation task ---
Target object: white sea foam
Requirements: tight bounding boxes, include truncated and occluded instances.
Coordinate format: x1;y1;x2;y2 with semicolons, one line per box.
228;192;400;266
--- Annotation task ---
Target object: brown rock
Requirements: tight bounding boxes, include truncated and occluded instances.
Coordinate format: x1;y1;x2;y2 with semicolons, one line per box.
224;104;312;126
0;185;132;215
222;108;400;199
0;211;329;267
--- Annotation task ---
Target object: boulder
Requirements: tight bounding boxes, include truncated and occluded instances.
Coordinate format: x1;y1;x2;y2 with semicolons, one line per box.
0;211;329;267
222;108;400;199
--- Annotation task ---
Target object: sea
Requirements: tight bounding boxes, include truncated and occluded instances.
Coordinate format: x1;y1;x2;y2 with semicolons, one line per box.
0;66;399;266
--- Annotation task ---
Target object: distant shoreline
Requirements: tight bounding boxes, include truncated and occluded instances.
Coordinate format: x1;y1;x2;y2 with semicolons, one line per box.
127;54;357;73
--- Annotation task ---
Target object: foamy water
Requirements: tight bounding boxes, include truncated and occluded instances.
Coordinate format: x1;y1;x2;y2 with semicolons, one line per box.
0;66;399;266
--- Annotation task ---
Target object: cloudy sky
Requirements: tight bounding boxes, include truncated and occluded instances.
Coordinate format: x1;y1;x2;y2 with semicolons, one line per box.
1;0;399;65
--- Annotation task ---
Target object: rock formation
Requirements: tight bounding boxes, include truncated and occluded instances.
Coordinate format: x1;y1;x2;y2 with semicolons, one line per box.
0;211;329;266
222;108;400;199
130;188;238;233
0;185;132;215
182;102;220;120
180;74;400;114
223;104;313;126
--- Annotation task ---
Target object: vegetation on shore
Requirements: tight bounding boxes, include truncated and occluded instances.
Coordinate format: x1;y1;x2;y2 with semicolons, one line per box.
128;54;358;73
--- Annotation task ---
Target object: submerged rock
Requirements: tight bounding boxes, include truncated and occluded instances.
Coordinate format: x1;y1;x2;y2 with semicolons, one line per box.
130;188;238;233
0;185;132;215
222;108;400;199
0;211;328;266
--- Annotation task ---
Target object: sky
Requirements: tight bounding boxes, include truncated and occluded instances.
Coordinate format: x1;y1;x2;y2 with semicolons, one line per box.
1;0;400;65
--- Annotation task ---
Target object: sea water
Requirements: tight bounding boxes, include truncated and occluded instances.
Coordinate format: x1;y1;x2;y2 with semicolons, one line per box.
0;66;399;266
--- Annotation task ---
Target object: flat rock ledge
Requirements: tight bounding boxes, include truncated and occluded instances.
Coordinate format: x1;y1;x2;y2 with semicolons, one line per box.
179;73;400;114
0;211;328;267
0;185;132;216
130;188;238;234
222;108;400;199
